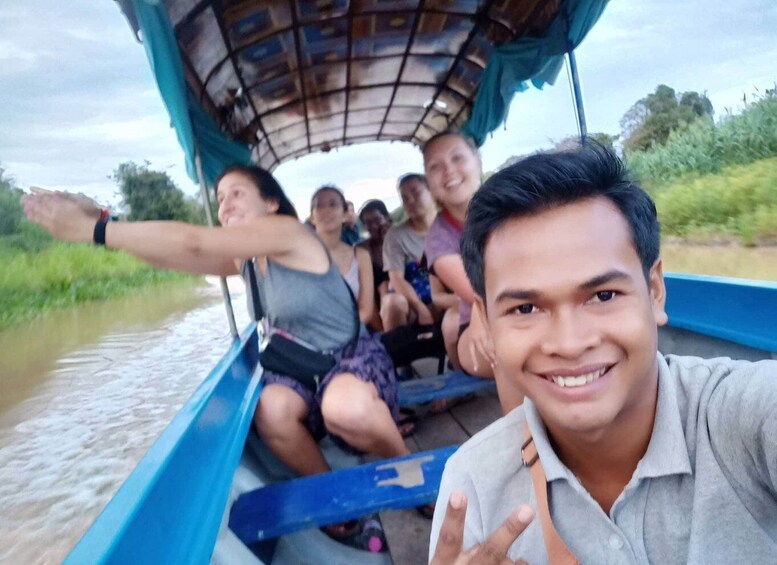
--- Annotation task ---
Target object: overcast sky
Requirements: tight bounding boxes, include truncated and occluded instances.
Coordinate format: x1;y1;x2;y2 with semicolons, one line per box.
0;1;775;214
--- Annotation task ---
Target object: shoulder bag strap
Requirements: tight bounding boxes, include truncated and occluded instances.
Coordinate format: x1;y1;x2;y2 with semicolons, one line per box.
242;258;264;321
522;422;579;565
342;280;361;357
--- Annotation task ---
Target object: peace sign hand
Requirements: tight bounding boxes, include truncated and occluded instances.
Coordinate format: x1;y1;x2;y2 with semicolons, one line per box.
431;490;534;565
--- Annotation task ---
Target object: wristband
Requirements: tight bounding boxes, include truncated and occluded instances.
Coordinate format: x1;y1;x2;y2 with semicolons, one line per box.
99;208;110;222
93;220;108;246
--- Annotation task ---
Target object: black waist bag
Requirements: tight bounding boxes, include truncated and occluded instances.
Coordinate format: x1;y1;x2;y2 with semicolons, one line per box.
243;259;359;393
259;333;335;392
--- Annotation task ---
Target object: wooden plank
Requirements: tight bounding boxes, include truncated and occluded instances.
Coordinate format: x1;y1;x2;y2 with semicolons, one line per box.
380;508;433;565
411;409;470;452
403;433;422;454
449;393;503;437
664;274;777;353
229;447;457;543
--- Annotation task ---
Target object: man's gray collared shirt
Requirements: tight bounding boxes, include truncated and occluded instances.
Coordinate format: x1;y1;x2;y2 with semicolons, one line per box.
429;354;777;564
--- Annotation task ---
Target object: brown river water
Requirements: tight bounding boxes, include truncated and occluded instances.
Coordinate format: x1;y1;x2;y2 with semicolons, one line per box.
0;280;248;563
0;244;774;563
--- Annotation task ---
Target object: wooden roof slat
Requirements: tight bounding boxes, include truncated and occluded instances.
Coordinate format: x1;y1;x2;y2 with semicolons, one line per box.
156;0;570;168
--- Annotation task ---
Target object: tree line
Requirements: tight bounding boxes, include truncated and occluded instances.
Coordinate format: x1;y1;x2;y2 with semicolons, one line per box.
0;162;211;253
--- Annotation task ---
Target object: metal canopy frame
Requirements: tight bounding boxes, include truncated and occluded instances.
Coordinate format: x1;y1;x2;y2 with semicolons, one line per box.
121;0;566;170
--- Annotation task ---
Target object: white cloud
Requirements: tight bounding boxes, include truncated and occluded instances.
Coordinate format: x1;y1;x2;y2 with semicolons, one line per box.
0;40;40;68
62;116;173;144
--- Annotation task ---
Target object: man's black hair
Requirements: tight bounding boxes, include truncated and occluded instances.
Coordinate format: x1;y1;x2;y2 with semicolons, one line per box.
358;199;391;223
461;142;660;297
215;164;298;219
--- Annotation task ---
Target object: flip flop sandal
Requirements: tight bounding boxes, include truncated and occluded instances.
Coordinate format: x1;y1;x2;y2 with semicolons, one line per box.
398;409;417;438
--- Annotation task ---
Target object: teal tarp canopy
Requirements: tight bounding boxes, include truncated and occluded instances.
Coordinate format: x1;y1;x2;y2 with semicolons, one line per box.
461;0;608;146
132;0;252;187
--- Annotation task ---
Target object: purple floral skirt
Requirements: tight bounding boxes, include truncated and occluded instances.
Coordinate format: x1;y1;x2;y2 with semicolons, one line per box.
261;330;399;442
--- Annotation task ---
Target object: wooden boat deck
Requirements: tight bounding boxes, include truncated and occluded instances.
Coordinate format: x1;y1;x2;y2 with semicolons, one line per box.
380;390;503;564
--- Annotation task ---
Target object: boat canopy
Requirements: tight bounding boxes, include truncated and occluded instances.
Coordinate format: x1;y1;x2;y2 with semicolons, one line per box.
117;0;608;185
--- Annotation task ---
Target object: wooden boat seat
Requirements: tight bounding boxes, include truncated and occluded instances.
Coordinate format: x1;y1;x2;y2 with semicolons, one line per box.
228;446;457;543
397;370;496;407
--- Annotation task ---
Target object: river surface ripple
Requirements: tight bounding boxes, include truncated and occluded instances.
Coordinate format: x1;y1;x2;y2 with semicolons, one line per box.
0;280;249;564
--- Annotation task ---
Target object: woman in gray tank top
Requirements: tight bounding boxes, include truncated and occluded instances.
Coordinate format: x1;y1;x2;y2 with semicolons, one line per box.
23;164;408;536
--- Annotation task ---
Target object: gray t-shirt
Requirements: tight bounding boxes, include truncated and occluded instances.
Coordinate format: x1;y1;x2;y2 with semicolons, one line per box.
383;221;426;273
430;354;777;564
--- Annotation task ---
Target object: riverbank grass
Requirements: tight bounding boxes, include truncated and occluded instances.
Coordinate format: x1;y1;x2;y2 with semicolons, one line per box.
652;157;777;246
0;243;194;331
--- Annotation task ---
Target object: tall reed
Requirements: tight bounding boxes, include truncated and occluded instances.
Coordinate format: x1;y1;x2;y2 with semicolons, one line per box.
653;157;777;245
628;93;777;188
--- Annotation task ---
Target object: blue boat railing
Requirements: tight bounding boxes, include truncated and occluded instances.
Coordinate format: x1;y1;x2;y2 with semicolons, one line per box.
65;323;262;565
664;273;777;353
64;274;776;563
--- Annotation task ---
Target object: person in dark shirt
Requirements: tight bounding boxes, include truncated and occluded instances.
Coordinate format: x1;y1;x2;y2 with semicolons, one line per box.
356;199;392;330
340;200;361;245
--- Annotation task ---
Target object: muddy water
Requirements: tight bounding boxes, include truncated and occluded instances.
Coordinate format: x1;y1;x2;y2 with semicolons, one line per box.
0;280;249;564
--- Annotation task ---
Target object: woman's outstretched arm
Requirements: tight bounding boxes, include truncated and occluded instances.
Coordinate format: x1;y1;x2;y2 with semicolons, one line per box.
22;191;324;276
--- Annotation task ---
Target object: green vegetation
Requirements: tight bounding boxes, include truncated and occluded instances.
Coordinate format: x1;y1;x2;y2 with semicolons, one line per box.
114;161;210;223
621;85;714;153
652;157;777;246
0;243;192;331
622;87;777;245
627;90;777;187
0;165;197;332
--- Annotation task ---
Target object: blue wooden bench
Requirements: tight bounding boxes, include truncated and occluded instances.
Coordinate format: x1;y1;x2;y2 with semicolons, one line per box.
229;446;457;543
227;373;493;544
398;370;496;407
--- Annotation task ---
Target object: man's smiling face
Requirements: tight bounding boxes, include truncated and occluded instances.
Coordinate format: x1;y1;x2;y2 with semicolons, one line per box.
478;196;668;438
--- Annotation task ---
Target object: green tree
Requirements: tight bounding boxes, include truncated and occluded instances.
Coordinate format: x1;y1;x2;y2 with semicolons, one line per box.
0;167;24;236
552;132;619;152
0;165;52;251
621;85;714;152
113;161;205;223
